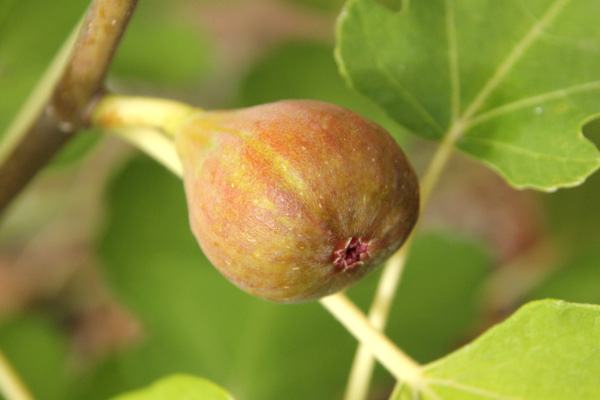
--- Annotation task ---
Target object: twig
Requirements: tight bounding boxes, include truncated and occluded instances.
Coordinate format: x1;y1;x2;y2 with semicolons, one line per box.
320;294;423;385
0;0;139;216
0;347;34;400
51;0;138;126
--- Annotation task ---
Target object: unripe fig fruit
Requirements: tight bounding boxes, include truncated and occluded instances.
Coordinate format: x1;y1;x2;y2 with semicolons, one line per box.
175;100;419;303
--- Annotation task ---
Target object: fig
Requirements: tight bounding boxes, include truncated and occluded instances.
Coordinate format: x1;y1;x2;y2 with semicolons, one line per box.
175;100;419;303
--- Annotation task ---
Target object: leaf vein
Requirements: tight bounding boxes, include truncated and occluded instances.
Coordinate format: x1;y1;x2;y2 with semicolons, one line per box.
445;0;460;121
426;378;525;400
466;81;600;128
461;0;572;122
462;136;600;163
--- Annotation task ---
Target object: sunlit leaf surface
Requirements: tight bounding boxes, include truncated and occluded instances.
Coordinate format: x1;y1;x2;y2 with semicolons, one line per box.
337;0;600;190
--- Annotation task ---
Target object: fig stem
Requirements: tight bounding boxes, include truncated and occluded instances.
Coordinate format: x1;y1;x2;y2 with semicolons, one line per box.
344;121;464;399
320;293;423;385
106;126;183;176
91;94;198;137
0;347;35;400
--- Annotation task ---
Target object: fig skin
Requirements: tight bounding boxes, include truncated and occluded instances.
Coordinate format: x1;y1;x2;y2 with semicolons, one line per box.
175;100;419;303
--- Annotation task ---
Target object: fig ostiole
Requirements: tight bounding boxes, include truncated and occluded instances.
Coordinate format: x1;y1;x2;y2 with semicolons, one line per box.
93;96;420;303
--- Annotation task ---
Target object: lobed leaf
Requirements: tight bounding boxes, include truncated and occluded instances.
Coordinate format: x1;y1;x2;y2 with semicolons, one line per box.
336;0;600;190
393;299;600;399
110;375;233;400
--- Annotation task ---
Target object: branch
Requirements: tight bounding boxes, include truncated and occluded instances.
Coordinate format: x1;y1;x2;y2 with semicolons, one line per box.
0;0;139;216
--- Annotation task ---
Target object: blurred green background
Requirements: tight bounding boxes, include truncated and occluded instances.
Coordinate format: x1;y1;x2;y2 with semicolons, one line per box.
0;0;599;399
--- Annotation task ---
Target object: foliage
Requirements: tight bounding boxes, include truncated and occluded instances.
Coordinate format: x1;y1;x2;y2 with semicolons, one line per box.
109;375;233;400
1;0;600;399
395;300;600;399
336;0;600;190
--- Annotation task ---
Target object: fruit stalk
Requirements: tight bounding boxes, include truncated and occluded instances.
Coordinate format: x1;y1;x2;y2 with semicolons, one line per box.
91;94;197;137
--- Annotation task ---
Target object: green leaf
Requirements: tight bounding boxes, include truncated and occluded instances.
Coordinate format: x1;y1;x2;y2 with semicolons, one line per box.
336;0;600;190
110;375;233;400
393;299;600;399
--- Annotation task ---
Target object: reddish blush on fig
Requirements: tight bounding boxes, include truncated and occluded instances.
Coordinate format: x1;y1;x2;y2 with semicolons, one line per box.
175;100;419;303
